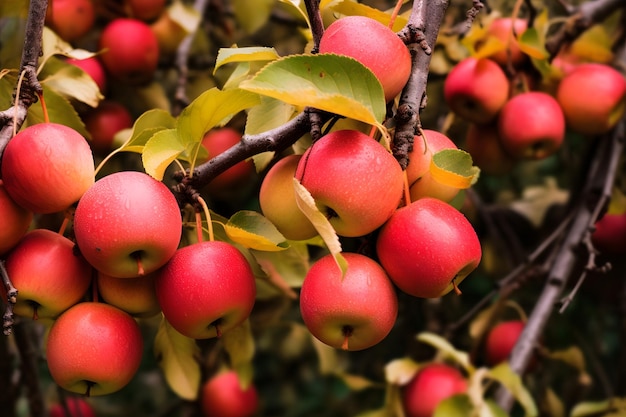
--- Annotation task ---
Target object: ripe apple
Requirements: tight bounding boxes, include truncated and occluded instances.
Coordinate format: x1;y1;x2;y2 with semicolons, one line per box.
464;122;516;175
67;56;107;94
299;252;398;351
49;397;96;417
477;17;528;67
402;363;467;417
497;91;565;159
294;129;404;237
46;302;144;396
99;18;160;85
45;0;95;43
319;15;411;102
73;171;182;278
155;240;256;339
2;229;92;321
83;100;134;155
259;154;318;241
200;370;259;417
97;271;161;318
556;63;626;136
376;197;482;298
591;212;626;255
443;57;510;124
0;180;33;256
1;123;94;214
484;320;525;366
125;0;167;22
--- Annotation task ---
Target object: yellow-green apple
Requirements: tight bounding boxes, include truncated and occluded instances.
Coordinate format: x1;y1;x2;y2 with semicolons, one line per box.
299;252;398;351
376;197;481;298
125;0;166;22
46;302;143;396
464;122;516;175
477;17;528;67
73;171;182;278
83;100;134;155
484;320;525;366
67;56;108;94
318;15;411;102
259;154;317;241
49;397;95;417
0;180;33;256
1;123;94;214
402;363;467;417
155;241;256;339
99;18;160;85
556;63;626;136
2;229;92;321
150;12;188;57
97;272;161;318
444;57;510;124
45;0;95;43
591;212;626;255
294;129;404;237
200;370;259;417
405;129;462;203
497;91;565;159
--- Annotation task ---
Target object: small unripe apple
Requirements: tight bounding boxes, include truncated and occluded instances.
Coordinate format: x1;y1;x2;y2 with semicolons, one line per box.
591;212;626;255
155;241;257;339
295;130;404;237
0;180;33;256
200;370;259;417
259;154;317;241
464;122;516;175
46;302;144;396
97;272;161;318
45;0;95;43
444;57;510;124
299;252;398;351
484;320;526;366
125;0;167;22
1;123;95;214
477;17;528;67
67;56;107;94
83;101;134;155
49;397;96;417
556;63;626;136
402;363;467;417
73;171;182;278
376;198;481;298
319;15;411;102
497;91;565;159
99;18;160;85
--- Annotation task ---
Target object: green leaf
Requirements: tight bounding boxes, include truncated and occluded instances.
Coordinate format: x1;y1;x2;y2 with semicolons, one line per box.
154;316;201;401
232;0;275;34
142;128;185;180
215;46;281;74
224;210;290;251
118;109;177;153
25;86;88;137
416;332;475;374
384;357;421;386
277;0;310;27
570;399;613;417
488;363;538;417
518;28;549;60
431;149;480;189
40;56;103;108
250;240;310;296
240;54;386;127
434;395;508;417
329;0;409;32
167;0;201;33
222;319;256;388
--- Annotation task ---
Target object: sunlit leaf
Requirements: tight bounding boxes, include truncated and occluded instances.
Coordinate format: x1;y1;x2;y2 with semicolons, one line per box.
384;357;420;386
224;210;289;251
473;36;506;60
233;0;274;34
215;46;280;74
488;363;538;417
544;346;591;385
311;336;343;374
518;28;549;60
25;85;88;137
40;57;103;108
167;0;201;33
416;332;474;373
510;177;569;228
338;372;379;391
329;0;408;32
540;387;565;417
154;316;202;401
142;128;184;180
251;240;311;295
569;24;614;63
430;149;480;189
222;319;256;388
433;394;474;417
570;399;613;417
278;0;310;26
117;109;176;153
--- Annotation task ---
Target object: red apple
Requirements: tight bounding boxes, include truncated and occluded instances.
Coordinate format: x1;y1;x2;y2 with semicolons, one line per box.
556;63;626;136
83;101;134;155
126;0;167;21
49;397;96;417
478;17;528;67
591;212;626;255
402;363;467;417
97;271;161;318
0;179;33;256
1;123;95;214
376;198;482;298
155;241;256;339
497;91;565;159
200;370;259;417
319;15;411;102
259;154;317;241
2;229;92;321
484;320;526;366
73;171;182;278
294;130;404;237
67;56;107;94
299;252;398;351
99;18;160;85
45;0;95;43
46;302;143;396
464;122;516;175
444;57;510;124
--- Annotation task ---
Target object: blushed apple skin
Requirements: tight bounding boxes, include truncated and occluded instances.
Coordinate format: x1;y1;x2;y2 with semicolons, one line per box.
155;241;257;339
83;101;134;155
67;56;108;94
480;17;528;67
402;363;467;417
1;123;95;214
97;271;161;318
3;229;92;320
73;171;182;278
591;212;626;255
200;370;259;417
46;302;144;396
484;320;525;366
259;154;318;241
0;180;33;256
45;0;95;42
497;91;565;160
201;128;255;194
319;15;411;102
556;63;626;136
295;130;404;237
49;397;96;417
464;122;515;175
444;57;510;124
376;198;481;298
299;253;398;351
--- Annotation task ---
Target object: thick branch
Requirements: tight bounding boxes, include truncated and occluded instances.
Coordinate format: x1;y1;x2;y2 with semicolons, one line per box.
304;0;324;53
1;260;17;336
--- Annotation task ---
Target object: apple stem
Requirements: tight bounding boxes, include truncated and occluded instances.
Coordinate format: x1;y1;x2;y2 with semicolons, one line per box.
402;171;411;207
452;278;462;296
214;322;222;338
58;212;71;236
37;91;49;124
388;0;404;29
341;325;353;350
31;305;39;321
84;381;94;397
195;210;203;243
197;196;214;242
132;252;145;276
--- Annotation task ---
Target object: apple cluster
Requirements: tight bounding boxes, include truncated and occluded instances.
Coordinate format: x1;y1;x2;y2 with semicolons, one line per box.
444;17;626;175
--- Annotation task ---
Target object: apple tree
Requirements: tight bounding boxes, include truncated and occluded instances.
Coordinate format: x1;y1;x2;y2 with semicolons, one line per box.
1;0;626;416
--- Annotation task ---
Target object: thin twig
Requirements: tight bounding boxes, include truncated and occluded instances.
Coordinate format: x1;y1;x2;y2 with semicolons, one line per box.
1;260;17;336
